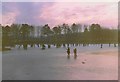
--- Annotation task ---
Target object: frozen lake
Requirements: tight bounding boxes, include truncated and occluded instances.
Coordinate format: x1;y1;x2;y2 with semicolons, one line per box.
2;44;118;80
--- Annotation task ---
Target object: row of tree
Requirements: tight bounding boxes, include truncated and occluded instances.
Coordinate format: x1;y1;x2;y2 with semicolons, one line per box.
1;23;118;50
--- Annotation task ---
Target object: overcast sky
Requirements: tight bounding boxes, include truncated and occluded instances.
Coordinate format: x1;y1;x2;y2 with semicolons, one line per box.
1;1;118;28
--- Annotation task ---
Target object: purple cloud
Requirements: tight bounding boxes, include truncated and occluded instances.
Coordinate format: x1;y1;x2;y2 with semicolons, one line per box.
2;2;118;28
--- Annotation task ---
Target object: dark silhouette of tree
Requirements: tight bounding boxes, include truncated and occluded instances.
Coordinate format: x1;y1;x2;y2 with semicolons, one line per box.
41;24;53;36
89;24;101;32
66;27;72;34
36;26;42;37
11;24;20;41
61;23;70;34
19;24;30;39
1;23;118;50
71;23;79;33
29;25;35;37
77;24;82;32
52;26;61;35
2;25;12;49
89;24;102;44
84;27;88;33
18;24;32;50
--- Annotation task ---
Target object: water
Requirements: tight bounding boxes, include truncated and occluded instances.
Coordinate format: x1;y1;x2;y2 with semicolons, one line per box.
2;44;118;80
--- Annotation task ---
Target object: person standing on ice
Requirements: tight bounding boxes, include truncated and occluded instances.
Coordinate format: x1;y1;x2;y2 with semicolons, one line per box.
74;48;77;59
67;47;70;56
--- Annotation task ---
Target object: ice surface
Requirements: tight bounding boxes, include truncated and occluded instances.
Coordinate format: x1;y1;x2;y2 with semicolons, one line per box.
2;44;118;80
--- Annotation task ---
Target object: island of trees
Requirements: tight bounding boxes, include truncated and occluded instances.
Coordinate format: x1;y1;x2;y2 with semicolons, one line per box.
1;23;118;51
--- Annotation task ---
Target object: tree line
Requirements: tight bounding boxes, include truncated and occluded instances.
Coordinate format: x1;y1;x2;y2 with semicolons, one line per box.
1;23;118;50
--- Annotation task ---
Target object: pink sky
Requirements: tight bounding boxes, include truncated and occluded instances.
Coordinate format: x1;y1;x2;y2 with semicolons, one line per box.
2;2;118;28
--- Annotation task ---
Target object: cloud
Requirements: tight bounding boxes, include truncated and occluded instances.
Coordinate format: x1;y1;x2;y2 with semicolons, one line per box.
2;2;118;28
2;2;20;26
2;12;19;26
15;2;38;24
2;2;44;26
0;14;2;24
38;2;118;27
